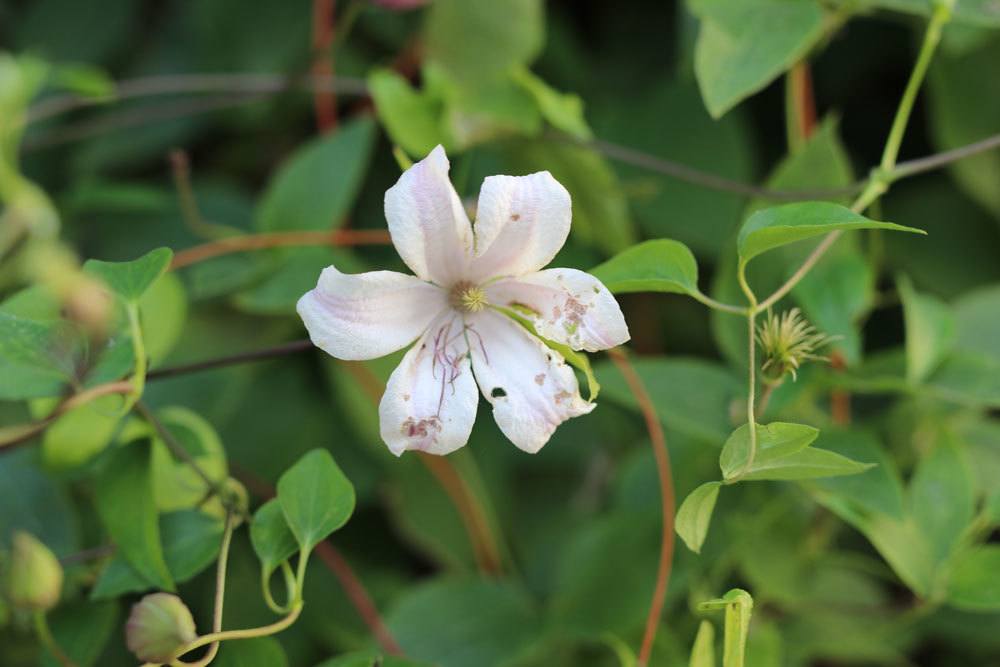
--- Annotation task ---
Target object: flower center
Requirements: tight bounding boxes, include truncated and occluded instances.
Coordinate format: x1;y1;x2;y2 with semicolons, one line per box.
449;281;487;313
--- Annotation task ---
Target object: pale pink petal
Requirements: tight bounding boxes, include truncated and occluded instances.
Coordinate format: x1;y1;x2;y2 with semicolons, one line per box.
379;314;478;456
297;266;446;360
486;268;630;352
468;171;571;282
468;310;593;453
384;145;473;285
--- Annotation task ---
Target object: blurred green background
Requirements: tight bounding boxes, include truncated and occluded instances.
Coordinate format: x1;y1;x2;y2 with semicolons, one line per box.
2;0;1000;665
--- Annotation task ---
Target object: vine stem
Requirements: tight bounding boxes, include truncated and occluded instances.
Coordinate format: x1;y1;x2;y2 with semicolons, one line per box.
607;348;674;667
175;511;236;667
169;229;391;269
0;380;133;449
737;265;760;477
756;2;952;314
33;610;77;667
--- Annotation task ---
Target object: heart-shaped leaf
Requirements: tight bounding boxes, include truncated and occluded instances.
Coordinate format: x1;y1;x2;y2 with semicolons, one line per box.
276;449;355;553
675;481;722;554
84;248;173;303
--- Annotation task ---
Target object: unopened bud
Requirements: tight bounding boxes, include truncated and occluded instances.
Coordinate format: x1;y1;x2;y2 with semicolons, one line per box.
4;531;63;611
756;308;835;383
126;593;198;663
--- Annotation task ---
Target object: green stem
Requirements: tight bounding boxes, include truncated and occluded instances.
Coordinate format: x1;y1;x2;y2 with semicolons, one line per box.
176;511;235;667
755;5;951;314
33;610;77;667
737;263;759;476
879;2;952;173
173;605;303;658
691;290;748;316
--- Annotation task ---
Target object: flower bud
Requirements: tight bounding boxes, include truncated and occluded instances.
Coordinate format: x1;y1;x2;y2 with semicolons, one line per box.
756;308;835;383
125;593;198;663
4;531;63;611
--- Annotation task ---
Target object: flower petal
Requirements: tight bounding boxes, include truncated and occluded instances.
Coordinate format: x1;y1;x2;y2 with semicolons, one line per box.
486;268;630;352
297;266;446;360
384;145;473;285
468;310;593;453
468;171;571;281
379;314;478;456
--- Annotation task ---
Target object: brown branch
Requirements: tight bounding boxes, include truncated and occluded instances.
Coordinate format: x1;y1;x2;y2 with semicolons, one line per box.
789;61;817;144
607;348;675;667
147;340;314;381
169;229;391;269
0;380;133;450
312;0;338;132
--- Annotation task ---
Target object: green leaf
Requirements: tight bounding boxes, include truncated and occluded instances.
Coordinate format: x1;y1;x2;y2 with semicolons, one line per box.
954;284;1000;363
0;449;77;555
676;481;722;554
737;202;924;265
256;117;376;231
387;578;540;667
688;620;716;667
898;274;955;383
740;447;874;482
277;449;355;553
699;589;753;667
83;247;173;302
315;650;435;667
590;239;701;297
93;443;174;591
425;0;544;87
511;67;592;140
91;510;224;599
214;637;289;667
692;0;827;118
39;395;122;469
369;68;449;157
928;38;1000;218
596;357;742;443
550;513;659;636
720;422;820;480
42;600;118;667
910;433;975;564
250;499;299;578
946;546;1000;612
865;0;1000;28
51;63;115;98
813;429;906;520
146;406;228;514
0;309;83;400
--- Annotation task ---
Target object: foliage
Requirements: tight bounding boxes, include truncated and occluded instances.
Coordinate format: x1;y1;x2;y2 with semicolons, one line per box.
1;0;1000;666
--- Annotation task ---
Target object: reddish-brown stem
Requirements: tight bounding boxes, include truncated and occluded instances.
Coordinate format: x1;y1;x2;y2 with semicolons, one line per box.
169;229;391;269
789;61;818;142
829;350;851;425
232;465;403;656
312;0;338;132
338;360;503;575
608;348;675;667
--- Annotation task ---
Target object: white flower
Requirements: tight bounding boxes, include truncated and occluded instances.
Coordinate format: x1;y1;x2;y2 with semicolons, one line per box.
297;146;630;456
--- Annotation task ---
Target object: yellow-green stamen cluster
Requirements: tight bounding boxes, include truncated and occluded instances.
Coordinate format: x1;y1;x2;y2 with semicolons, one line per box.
450;281;487;313
756;308;836;382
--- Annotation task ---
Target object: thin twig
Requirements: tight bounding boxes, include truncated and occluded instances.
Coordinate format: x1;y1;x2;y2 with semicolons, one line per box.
147;340;314;381
312;0;338;132
583;135;862;201
26;73;367;124
891;133;1000;180
608;348;675;667
169;229;391;269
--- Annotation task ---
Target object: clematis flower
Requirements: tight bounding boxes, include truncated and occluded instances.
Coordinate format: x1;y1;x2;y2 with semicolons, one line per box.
297;146;629;456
